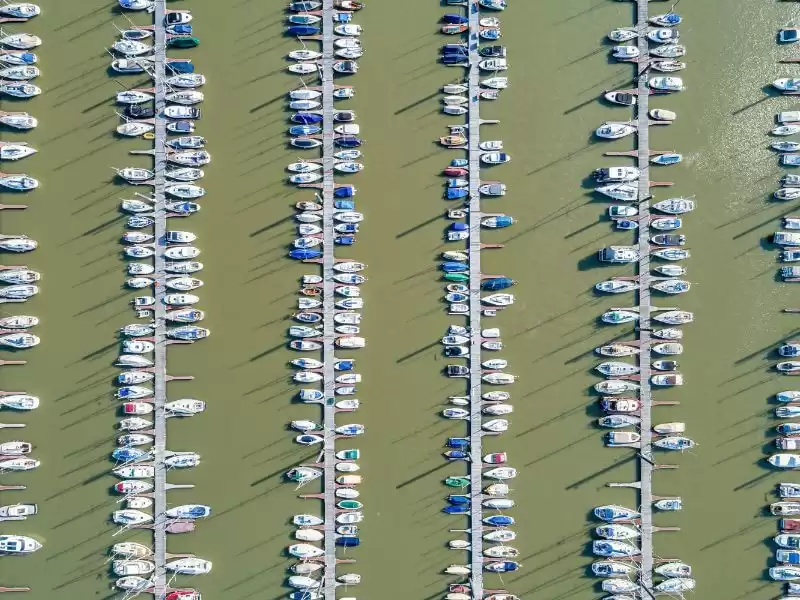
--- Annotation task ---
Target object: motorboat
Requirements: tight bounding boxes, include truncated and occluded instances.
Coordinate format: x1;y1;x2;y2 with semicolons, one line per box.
608;28;637;42
164;399;205;416
595;167;639;183
166;558;211;575
611;45;639;59
649;76;684;91
596;123;636;139
647;27;679;44
481;151;510;164
598;246;639;263
653;310;693;325
606;431;641;447
651;373;683;386
604;91;636;106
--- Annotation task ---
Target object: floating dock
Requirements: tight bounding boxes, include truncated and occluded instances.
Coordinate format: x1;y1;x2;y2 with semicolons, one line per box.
466;1;485;596
320;1;341;597
150;0;169;595
634;0;654;592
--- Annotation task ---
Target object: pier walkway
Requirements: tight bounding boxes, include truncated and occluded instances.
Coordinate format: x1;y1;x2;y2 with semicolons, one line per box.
320;1;338;598
466;1;484;596
634;0;654;592
150;0;168;596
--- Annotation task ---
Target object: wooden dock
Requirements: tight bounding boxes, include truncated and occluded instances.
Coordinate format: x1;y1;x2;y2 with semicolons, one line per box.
634;0;654;593
151;0;169;596
467;1;485;596
320;1;339;598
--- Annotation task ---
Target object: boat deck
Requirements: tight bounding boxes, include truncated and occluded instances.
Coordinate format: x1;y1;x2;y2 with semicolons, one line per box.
320;1;339;598
634;0;654;592
151;0;168;596
467;1;484;596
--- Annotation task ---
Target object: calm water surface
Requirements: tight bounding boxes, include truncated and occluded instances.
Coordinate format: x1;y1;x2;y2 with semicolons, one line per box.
0;0;795;598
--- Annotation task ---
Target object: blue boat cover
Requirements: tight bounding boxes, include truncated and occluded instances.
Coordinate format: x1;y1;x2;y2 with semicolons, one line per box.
336;223;358;233
334;185;356;197
289;249;322;260
443;505;470;514
167;61;194;73
484;515;514;526
334;199;355;210
335;136;362;148
289;125;321;135
335;236;355;245
291;112;323;124
447;495;470;505
449;223;468;231
441;261;468;272
333;359;354;371
336;537;360;547
446;437;469;448
446;188;468;199
442;14;469;24
286;25;320;36
481;277;513;291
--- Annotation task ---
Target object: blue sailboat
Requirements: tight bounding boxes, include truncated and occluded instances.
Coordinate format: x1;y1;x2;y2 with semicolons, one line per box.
291;138;320;149
112;447;148;462
334;185;356;197
443;505;470;515
446;437;469;448
289;249;322;260
441;262;468;273
447;495;470;505
289;125;321;136
334;200;355;210
335;136;362;148
442;14;469;24
336;536;360;547
442;55;469;66
286;25;320;36
451;158;468;168
333;359;355;371
483;515;514;527
291;112;323;124
446;188;468;200
481;277;514;291
166;60;194;73
443;44;468;54
335;235;355;245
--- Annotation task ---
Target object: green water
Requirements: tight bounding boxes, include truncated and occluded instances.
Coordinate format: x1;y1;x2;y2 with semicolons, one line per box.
0;0;796;598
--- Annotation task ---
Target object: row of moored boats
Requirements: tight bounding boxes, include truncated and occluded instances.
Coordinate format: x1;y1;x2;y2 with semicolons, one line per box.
590;8;697;597
283;0;367;590
109;3;209;595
